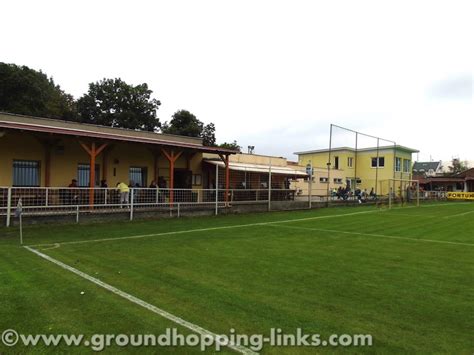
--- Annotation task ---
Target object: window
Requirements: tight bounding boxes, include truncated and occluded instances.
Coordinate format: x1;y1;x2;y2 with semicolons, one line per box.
333;178;343;184
395;157;402;172
371;157;385;168
347;157;353;168
403;159;411;173
334;156;339;170
319;177;328;183
13;160;40;186
77;164;100;187
129;167;147;187
192;174;202;186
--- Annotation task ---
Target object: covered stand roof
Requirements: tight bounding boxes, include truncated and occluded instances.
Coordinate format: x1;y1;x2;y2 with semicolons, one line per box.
0;112;237;155
204;159;308;177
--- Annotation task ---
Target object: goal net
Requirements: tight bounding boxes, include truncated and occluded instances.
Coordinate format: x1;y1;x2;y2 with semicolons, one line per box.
378;178;420;209
325;124;397;207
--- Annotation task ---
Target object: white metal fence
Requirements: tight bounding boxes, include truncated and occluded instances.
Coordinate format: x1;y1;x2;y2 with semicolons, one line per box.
0;187;303;226
1;186;450;226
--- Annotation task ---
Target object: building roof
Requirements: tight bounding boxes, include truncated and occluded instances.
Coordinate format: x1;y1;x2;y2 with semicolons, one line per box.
413;161;442;172
457;168;474;178
204;159;308;176
294;145;419;155
0;112;237;154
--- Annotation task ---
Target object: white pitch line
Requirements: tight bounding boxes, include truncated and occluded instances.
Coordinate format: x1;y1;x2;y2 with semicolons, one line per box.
28;209;382;248
443;210;474;219
40;243;61;251
24;246;256;355
269;224;474;247
26;202;471;248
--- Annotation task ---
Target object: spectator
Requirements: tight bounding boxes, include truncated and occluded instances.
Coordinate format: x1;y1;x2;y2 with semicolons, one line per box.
100;179;108;188
369;187;376;200
68;179;78;188
149;180;158;188
157;177;166;188
68;179;79;205
116;182;130;208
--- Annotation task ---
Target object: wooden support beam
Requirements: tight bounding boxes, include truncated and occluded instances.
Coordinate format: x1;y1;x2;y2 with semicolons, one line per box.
79;140;108;207
161;148;183;205
90;142;96;205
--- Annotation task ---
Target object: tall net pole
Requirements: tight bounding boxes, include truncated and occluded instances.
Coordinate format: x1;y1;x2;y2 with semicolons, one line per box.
375;138;380;196
326;124;333;207
354;132;358;199
327;124;398;207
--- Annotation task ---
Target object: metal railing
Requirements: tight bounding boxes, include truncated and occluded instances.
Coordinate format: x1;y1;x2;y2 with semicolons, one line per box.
0;187;302;226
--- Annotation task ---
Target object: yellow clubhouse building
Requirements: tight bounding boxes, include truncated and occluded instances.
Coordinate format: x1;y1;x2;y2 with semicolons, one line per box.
0;112;305;204
295;145;419;196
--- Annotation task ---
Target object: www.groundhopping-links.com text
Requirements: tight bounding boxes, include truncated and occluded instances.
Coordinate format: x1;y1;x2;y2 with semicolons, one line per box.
1;328;372;352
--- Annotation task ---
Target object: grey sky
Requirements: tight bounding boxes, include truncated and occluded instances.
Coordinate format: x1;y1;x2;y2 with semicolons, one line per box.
2;0;472;162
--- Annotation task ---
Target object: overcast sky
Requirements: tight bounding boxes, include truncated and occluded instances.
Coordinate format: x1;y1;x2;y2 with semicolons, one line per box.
2;0;472;162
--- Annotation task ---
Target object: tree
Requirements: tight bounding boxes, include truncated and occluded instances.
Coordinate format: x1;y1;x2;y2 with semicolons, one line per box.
0;62;76;119
161;110;203;137
219;140;241;152
448;158;468;175
77;78;160;131
201;123;216;146
162;110;217;146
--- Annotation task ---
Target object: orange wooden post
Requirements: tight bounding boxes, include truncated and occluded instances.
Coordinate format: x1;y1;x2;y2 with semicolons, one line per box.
90;142;96;205
79;141;108;207
161;148;182;205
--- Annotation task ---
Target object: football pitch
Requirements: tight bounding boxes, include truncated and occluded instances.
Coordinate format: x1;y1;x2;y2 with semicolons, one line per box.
1;202;473;353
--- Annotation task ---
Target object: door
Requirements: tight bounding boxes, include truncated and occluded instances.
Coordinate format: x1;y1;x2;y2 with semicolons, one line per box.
174;169;192;188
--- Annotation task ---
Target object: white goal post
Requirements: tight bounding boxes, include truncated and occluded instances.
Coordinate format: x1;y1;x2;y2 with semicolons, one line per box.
379;178;420;209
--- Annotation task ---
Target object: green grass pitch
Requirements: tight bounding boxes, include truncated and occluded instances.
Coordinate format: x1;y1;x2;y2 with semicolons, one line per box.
1;202;473;353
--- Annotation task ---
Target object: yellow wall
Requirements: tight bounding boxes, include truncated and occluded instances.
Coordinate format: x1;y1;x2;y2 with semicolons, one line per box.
0;131;46;186
297;148;415;195
291;167;346;196
0;131;203;188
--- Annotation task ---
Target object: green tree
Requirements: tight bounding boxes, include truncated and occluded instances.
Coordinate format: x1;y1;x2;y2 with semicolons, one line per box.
162;110;217;146
201;123;216;146
219;140;241;152
0;62;76;119
448;158;468;174
77;78;161;131
161;110;203;137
